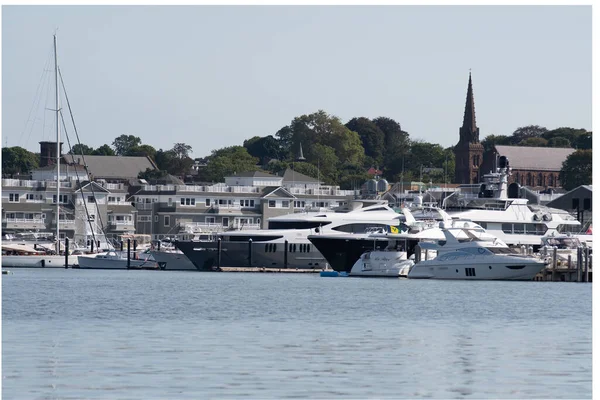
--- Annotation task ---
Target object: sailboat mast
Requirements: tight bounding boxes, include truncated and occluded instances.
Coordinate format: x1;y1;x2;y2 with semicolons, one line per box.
54;34;60;253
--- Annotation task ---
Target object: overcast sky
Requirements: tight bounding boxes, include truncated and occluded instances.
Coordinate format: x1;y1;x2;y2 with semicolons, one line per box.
1;5;592;158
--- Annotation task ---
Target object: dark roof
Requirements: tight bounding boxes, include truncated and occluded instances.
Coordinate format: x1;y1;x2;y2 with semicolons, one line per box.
2;203;44;212
108;205;137;213
229;171;278;178
63;155;157;179
280;168;320;184
546;185;592;210
494;145;575;171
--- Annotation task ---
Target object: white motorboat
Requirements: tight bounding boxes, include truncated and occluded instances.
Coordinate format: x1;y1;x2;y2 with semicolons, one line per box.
407;227;548;280
77;250;158;270
350;251;414;278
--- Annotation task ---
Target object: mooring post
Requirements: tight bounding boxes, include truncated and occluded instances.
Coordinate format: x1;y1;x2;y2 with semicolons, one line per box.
64;237;69;268
90;239;95;253
577;247;583;282
127;239;131;269
551;246;558;281
217;238;222;268
584;246;589;283
284;240;288;269
120;240;124;252
248;238;253;267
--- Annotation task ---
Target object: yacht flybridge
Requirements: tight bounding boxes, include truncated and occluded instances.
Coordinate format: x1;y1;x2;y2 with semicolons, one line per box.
175;200;403;270
441;156;581;246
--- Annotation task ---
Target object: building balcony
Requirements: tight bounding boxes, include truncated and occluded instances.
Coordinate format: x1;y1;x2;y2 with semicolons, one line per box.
108;221;136;231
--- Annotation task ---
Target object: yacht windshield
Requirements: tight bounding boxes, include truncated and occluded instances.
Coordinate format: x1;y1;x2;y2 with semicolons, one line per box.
268;221;332;230
542;237;581;249
486;247;520;255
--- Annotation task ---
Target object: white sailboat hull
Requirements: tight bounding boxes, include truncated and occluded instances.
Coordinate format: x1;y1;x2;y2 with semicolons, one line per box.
77;253;158;269
2;255;75;268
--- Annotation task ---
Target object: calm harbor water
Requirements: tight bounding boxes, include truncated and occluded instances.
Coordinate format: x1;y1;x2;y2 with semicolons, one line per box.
2;269;592;399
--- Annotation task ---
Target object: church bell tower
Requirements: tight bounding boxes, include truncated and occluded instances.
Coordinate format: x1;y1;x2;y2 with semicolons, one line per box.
454;72;484;184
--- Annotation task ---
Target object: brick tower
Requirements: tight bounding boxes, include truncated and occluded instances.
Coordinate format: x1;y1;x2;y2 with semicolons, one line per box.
454;72;484;184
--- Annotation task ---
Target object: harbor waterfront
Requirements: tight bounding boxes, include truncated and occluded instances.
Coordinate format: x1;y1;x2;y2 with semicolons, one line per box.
2;268;592;399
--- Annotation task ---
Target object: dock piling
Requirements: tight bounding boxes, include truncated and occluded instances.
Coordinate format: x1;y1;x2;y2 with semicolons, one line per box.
284;240;288;269
248;238;253;267
217;238;222;268
127;239;131;269
65;237;69;268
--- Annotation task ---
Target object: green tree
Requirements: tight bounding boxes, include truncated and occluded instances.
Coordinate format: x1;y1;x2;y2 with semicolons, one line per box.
92;144;115;156
138;168;168;180
68;143;94;155
243;135;282;163
167;143;194;177
172;143;193;159
289;162;321;181
481;134;511;152
542;127;588;147
510;125;548;145
112;134;142;156
345;117;385;166
154;149;174;171
126;144;157;159
1;147;39;176
574;132;592;150
373;116;409;178
518;137;549;147
548;137;571;148
274;126;293;158
202;146;259;182
307;144;340;185
560;150;592;191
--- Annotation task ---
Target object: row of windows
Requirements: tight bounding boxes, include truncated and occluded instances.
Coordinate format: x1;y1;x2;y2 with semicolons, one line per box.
501;223;548;235
5;212;45;220
514;172;558;187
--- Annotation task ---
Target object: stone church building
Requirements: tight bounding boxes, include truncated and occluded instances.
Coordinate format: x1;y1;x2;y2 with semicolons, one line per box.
453;73;574;188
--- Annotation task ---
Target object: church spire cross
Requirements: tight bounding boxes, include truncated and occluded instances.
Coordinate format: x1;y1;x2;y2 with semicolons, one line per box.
462;71;477;135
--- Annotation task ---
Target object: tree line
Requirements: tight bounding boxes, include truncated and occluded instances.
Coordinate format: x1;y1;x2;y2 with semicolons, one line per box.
2;111;592;191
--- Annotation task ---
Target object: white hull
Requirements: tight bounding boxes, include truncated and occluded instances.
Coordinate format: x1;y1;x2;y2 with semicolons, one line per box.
408;258;546;280
2;255;75;268
350;253;414;278
77;253;158;269
149;251;198;271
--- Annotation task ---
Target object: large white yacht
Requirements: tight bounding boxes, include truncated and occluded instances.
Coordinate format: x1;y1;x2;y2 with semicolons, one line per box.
309;208;492;273
407;228;548;280
175;200;402;270
440;156;581;246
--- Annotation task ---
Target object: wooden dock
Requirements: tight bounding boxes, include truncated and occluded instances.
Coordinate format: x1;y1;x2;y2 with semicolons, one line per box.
213;266;322;273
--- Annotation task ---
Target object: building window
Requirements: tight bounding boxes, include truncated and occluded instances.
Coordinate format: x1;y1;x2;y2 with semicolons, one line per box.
8;193;19;202
268;200;276;208
294;201;305;208
282;200;289;208
526;173;532;186
137;215;151;222
180;198;196;206
538;173;543;187
26;194;35;201
87;196;95;203
168;198;173;206
164;216;170;227
205;198;211;206
206;217;215;224
154;215;159;222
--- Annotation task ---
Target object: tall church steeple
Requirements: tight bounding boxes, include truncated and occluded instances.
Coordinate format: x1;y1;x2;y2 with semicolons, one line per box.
459;72;480;143
454;72;484;184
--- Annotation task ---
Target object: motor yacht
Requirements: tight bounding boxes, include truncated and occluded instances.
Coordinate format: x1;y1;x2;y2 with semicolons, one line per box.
439;156;581;247
175;200;403;270
407;227;547;280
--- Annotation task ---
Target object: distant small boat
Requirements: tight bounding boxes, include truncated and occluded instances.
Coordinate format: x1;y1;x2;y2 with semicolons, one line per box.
349;251;414;278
